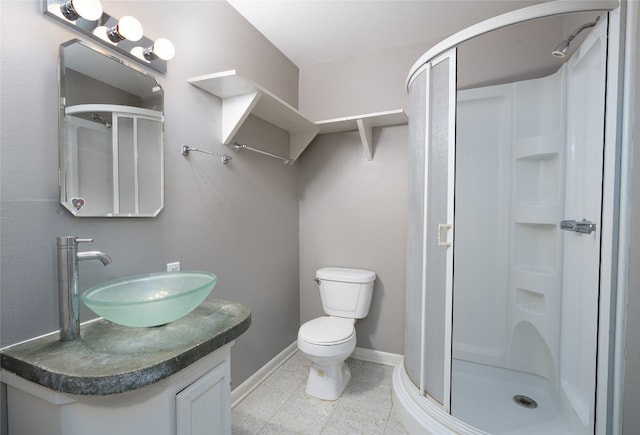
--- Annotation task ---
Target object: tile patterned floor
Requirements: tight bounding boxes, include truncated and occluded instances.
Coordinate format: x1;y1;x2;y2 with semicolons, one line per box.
231;351;408;434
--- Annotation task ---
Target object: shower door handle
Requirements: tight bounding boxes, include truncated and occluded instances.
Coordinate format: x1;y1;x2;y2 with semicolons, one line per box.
437;223;452;246
560;219;596;234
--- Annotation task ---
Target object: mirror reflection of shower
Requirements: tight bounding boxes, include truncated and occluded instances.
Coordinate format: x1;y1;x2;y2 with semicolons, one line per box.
91;113;112;128
552;16;600;58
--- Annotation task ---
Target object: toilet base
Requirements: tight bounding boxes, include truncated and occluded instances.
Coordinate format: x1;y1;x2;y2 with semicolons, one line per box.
305;360;351;401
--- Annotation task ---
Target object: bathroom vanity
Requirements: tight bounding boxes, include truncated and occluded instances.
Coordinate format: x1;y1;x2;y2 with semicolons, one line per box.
0;299;251;435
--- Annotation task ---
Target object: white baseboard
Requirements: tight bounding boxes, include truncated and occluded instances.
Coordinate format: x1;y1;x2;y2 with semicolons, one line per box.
352;347;403;367
231;341;403;408
231;341;298;408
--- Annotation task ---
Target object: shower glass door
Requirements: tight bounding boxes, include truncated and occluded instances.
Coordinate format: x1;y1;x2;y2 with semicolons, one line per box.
558;15;607;430
450;13;608;434
404;47;457;411
416;49;458;410
424;49;456;411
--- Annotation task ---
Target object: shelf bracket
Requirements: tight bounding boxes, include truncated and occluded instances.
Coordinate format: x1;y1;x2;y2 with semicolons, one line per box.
356;118;374;161
290;128;320;162
222;92;261;145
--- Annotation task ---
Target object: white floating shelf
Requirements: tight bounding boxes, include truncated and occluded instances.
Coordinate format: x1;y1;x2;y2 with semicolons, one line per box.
316;110;408;160
316;109;409;160
188;70;319;162
188;70;407;162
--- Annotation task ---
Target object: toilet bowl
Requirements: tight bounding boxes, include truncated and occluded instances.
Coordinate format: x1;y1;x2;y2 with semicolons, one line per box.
297;267;376;400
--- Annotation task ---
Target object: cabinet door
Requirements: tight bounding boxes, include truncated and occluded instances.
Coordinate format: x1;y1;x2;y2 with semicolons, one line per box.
176;361;231;435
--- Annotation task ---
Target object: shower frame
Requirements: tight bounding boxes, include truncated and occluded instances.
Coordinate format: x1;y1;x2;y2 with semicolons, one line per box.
393;1;628;433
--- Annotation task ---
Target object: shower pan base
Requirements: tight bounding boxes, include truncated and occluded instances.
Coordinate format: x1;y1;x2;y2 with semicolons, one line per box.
393;359;574;434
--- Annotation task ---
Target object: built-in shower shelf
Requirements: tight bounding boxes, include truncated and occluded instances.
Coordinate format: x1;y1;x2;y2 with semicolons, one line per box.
187;70;407;162
513;203;561;224
512;266;559;298
514;133;562;160
515;151;559;161
513;266;554;276
515;302;545;315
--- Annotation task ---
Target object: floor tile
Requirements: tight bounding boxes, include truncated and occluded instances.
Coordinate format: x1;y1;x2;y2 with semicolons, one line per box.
232;352;408;435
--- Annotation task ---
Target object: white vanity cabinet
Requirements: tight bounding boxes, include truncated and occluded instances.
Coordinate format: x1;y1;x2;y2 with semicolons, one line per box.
176;353;231;434
3;344;232;435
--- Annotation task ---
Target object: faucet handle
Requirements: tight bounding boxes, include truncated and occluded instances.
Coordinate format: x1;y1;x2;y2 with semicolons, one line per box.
57;236;92;247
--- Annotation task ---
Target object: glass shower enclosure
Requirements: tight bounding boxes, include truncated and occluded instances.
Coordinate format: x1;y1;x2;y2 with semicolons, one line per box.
395;1;623;434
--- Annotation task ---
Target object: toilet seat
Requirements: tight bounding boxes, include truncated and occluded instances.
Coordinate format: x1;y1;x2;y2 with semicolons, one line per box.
298;316;355;345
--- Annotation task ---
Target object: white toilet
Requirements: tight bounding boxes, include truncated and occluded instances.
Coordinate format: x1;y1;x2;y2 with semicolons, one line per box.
297;267;376;400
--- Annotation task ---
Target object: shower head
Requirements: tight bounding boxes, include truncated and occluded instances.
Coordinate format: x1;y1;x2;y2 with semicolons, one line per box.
552;15;600;59
552;39;570;58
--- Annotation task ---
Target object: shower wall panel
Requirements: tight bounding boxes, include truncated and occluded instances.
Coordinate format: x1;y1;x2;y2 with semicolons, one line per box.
454;69;565;382
453;92;510;368
509;71;565;384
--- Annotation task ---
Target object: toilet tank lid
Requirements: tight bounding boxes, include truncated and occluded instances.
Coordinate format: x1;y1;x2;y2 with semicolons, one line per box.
316;267;376;283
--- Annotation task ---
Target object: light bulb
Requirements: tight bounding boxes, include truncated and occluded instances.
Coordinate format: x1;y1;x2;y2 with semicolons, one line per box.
92;26;113;43
60;0;103;21
130;46;147;62
143;38;175;61
153;38;175;61
106;16;143;43
117;16;144;41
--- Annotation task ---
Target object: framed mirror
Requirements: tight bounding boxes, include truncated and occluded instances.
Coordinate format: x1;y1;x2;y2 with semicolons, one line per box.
59;39;164;217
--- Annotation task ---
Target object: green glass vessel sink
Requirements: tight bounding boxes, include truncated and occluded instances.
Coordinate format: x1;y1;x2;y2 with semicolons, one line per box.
82;271;217;327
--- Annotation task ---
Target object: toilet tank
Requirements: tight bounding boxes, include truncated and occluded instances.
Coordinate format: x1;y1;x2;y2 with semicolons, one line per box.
316;267;376;319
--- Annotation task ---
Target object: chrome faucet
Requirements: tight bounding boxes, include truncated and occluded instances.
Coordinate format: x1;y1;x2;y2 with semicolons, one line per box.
57;236;112;341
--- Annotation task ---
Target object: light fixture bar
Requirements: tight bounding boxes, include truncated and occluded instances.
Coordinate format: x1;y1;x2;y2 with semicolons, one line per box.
43;0;171;74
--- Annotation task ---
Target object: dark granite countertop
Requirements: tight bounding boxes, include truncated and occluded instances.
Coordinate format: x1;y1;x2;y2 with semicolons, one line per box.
0;299;251;396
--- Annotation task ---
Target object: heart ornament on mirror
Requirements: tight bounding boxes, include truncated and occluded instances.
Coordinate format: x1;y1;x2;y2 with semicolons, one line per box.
71;197;85;211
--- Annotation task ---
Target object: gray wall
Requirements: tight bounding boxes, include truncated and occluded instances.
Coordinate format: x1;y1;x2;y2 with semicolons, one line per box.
298;127;408;355
299;43;431;122
297;43;430;356
0;0;300;394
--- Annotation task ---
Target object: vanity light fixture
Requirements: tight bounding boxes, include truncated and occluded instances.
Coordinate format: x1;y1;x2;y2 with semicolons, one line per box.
59;0;103;21
143;38;176;61
106;16;144;43
44;0;174;73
